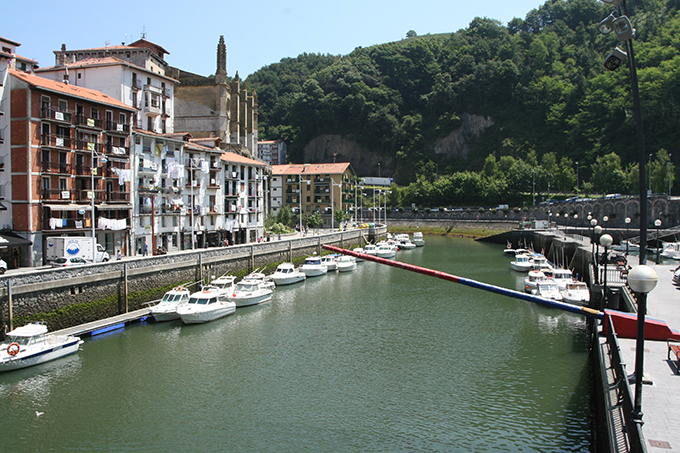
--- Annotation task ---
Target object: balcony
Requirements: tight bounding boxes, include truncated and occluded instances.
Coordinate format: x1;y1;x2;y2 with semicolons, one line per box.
74;116;103;129
74;140;102;153
41;189;73;201
41;161;71;174
107;191;130;202
41;108;73;123
224;192;239;198
75;189;106;203
42;217;92;231
105;121;130;134
225;171;240;180
41;134;71;149
104;143;130;156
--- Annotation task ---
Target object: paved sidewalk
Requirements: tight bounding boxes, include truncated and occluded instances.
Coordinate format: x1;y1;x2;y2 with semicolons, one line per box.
618;257;680;452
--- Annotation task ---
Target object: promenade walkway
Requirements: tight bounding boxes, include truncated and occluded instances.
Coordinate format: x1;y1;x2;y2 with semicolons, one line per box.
619;256;680;452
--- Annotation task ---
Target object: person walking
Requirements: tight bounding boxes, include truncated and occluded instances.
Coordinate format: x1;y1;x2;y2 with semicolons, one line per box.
143;243;148;256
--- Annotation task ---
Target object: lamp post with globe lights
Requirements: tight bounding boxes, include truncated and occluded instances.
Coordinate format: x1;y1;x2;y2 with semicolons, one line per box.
654;219;662;264
625;217;632;256
627;264;658;425
594;225;603;284
600;234;613;307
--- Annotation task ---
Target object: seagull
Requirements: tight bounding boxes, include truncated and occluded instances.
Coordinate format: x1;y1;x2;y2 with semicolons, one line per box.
35;411;44;418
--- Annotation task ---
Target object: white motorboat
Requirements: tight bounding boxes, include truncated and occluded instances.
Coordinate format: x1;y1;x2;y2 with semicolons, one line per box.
395;234;416;250
524;270;548;293
533;281;563;301
363;244;378;256
560;282;591;305
150;285;191;321
271;262;306;286
336;255;357;272
510;254;533;272
300;256;328;277
241;269;275;290
412;232;425;247
531;255;552;270
660;242;680;260
0;322;83;372
375;244;397;259
177;286;236;324
209;273;237;293
352;247;365;261
320;254;338;271
226;280;274;307
551;268;574;289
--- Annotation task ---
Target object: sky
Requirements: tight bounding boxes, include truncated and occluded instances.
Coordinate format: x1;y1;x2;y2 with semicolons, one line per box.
4;0;547;79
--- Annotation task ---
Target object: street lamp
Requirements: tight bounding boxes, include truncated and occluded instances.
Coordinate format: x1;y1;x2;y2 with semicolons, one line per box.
90;150;107;261
600;234;613;307
590;218;598;260
627;264;658;425
603;215;609;231
298;175;310;235
532;171;536;206
654;219;662;264
594;225;603;284
576;161;579;196
330;179;342;231
625;217;632;256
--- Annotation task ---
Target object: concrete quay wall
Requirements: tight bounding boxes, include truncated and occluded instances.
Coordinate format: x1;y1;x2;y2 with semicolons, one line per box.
1;228;380;334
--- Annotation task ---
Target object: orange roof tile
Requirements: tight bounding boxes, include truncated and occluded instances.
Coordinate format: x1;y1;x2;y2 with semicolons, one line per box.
10;70;135;111
272;163;353;176
220;151;267;167
36;57;179;83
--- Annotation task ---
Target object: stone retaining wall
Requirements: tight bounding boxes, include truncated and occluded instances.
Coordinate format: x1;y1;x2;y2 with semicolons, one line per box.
1;228;380;334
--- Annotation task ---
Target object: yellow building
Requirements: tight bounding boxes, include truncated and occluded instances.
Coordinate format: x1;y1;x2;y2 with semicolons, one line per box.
271;163;356;228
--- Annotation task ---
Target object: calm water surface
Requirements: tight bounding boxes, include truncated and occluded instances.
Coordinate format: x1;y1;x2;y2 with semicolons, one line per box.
0;237;591;452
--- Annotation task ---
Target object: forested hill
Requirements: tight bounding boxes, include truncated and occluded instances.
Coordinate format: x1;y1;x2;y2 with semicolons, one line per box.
246;0;680;197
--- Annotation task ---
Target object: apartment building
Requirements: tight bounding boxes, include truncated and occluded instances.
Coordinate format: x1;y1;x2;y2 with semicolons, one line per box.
258;140;287;166
271;163;356;228
8;70;135;265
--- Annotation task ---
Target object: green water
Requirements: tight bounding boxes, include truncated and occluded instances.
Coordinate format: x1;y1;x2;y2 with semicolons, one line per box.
0;237;591;452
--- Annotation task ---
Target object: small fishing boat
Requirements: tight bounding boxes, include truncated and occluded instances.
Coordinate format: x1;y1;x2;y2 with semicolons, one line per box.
352;247;365;261
226;280;274;307
660;242;680;260
320;254;338;271
363;244;378;256
524;270;549;293
560;282;591;305
375;244;397;259
241;269;275;290
150;285;191;321
551;268;574;289
209;273;237;294
394;234;416;250
611;240;640;253
0;322;83;372
336;255;357;272
412;232;425;247
271;262;306;286
300;256;328;277
177;286;236;324
510;254;533;272
533;281;563;301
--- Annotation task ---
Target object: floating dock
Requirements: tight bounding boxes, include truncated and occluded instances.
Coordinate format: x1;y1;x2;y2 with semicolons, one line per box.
51;308;151;337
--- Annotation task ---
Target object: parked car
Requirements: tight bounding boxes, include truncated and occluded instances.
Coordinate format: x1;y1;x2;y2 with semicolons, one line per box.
51;257;88;267
0;258;7;274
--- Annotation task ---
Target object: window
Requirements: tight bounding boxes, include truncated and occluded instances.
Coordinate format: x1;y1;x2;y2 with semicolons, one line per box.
119;113;126;125
41;150;50;162
58;99;68;112
59;178;67;191
91;108;99;119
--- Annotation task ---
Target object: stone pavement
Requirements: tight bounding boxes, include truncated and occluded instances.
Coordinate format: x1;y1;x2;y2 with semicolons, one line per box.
618;256;680;452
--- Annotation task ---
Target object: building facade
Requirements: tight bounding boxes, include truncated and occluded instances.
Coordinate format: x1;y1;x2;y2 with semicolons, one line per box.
258;139;287;166
271;163;356;228
8;70;135;265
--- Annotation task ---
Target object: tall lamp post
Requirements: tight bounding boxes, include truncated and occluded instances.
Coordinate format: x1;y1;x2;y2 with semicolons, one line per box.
576;161;579;196
590;218;598;261
600;234;613;307
298;176;310;236
594;225;603;284
330;179;342;231
654;219;662;264
627;265;658;425
625;217;632;256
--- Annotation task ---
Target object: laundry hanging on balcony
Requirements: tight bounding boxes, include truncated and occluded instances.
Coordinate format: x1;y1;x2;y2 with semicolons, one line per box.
97;217;127;230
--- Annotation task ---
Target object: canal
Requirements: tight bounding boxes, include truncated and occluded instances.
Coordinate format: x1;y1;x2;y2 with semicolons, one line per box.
0;236;591;452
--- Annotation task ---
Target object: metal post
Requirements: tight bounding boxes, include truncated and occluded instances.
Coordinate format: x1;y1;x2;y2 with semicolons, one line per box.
7;279;12;331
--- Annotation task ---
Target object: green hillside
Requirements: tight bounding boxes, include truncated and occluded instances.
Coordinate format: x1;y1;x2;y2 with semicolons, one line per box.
247;0;680;206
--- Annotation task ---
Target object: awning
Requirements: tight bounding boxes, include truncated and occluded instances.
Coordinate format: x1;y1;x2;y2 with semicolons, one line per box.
97;204;132;210
44;204;92;212
0;232;33;248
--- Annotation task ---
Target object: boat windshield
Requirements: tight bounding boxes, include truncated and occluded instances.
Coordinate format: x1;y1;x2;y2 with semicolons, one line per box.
236;283;256;291
162;293;185;303
188;296;212;305
3;336;31;346
304;259;321;265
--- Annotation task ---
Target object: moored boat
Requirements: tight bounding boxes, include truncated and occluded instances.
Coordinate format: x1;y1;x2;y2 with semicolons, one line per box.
363;244;378;256
524;270;548;293
320;254;338;271
177;286;236;324
560;281;590;305
412;232;425;247
271;262;306;286
300;256;328;277
336;255;357;272
150;285;191;321
226;280;274;307
0;322;83;372
533;281;563;301
241;269;275;290
375;244;397;258
352;247;365;261
510;254;533;272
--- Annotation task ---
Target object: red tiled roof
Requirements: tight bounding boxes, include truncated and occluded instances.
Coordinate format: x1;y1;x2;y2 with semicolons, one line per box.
10;70;135;111
36;57;179;83
272;163;352;176
221;151;267;167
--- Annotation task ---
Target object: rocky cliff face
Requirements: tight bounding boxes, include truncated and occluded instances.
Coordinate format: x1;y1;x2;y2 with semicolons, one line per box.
301;113;493;178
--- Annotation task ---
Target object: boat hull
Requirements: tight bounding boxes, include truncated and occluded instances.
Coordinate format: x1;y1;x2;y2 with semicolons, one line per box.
151;311;180;322
230;292;273;307
301;267;327;277
0;338;82;372
337;263;357;272
179;305;235;324
272;275;305;286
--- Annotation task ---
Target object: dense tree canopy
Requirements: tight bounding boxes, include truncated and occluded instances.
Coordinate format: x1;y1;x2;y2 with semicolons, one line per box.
247;0;680;206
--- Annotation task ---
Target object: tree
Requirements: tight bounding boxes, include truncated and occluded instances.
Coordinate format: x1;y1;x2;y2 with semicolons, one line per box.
406;30;417;38
590;152;628;194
